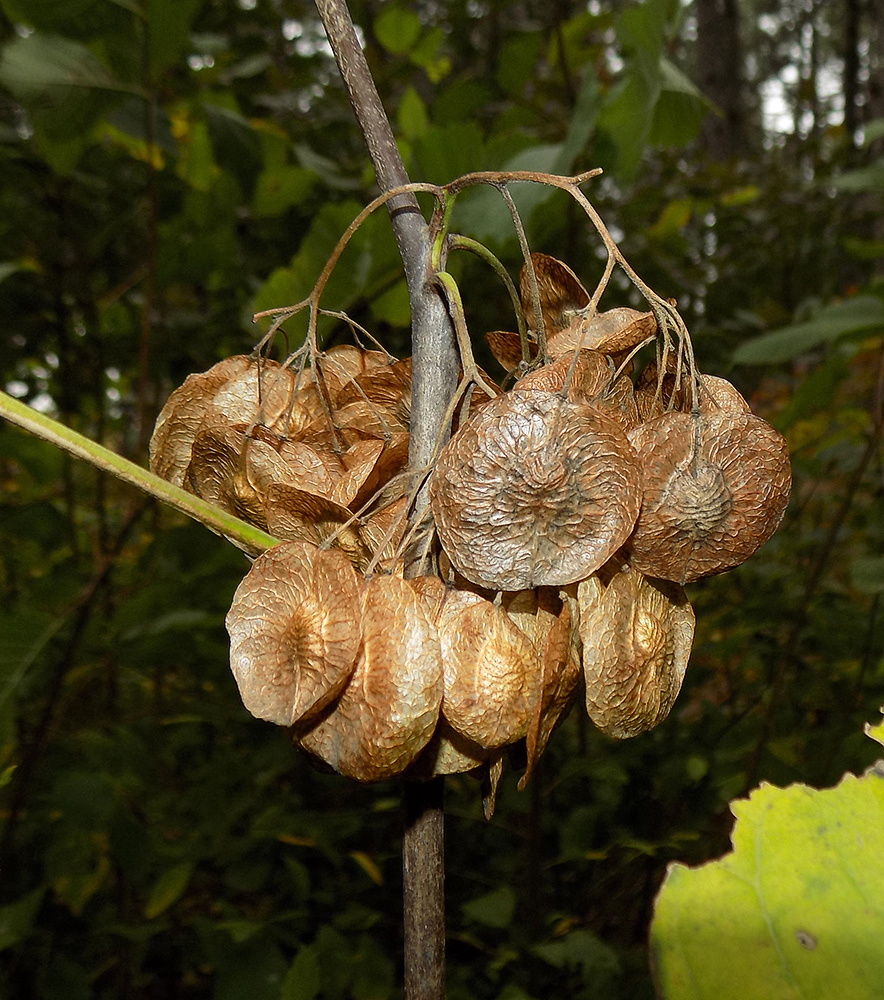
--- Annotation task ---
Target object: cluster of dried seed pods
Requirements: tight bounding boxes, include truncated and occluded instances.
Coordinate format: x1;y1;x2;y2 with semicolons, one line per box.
149;252;790;808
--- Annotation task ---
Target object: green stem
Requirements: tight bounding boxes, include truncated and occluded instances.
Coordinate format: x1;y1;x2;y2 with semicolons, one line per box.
447;235;528;344
0;391;279;557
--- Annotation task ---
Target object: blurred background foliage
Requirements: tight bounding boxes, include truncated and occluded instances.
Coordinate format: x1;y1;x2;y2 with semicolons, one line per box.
0;0;883;997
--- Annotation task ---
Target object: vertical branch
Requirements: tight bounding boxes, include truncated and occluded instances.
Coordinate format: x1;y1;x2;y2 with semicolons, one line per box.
313;4;457;999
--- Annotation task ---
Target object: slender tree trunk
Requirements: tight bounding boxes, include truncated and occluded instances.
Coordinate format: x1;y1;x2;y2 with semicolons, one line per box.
695;0;745;160
313;4;457;998
843;0;861;152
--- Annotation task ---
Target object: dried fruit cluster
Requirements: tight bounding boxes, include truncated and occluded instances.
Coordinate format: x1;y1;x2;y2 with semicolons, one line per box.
149;253;790;803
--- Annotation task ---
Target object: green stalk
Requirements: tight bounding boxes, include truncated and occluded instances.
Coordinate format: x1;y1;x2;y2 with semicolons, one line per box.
0;390;279;557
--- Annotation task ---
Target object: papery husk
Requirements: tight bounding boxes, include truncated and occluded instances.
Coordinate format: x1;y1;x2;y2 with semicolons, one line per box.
335;357;413;427
691;374;751;415
523;591;581;784
225;540;361;727
335;432;410;510
633;360;684;422
357;495;409;574
429;388;642;590
211;360;299;435
404;718;490;779
519;253;590;333
263;483;374;569
435;589;539;749
314;345;389;399
549;307;657;357
627;410;792;584
149;355;251;486
484;330;538;374
185;420;289;529
577;559;694;738
295;573;443;782
516;349;611;402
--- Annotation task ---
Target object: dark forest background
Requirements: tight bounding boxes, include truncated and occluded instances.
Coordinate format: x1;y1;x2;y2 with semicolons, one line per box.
1;0;883;997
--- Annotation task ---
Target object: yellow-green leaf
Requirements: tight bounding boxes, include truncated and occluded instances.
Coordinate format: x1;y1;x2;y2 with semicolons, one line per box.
144;861;195;919
651;765;884;999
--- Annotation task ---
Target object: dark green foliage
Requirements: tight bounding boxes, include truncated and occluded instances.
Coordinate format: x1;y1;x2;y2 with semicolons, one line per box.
1;0;883;997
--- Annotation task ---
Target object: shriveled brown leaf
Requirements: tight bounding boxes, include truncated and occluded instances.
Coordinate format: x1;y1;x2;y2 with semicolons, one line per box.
429;389;642;589
295;573;443;781
225;541;361;726
150;355;251;486
627;410;792;583
436;589;538;749
577;560;694;738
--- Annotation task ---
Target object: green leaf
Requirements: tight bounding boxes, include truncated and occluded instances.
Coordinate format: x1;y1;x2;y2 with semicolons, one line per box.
0;0;104;33
214;938;289;1000
0;889;44;952
865;714;884;749
0;33;134;96
861;118;884;147
408;26;450;83
281;945;320;1000
147;0;203;74
0;607;64;745
651;771;884;999
251;166;316;218
827;162;884;193
596;70;656;179
374;6;421;56
144;861;195;919
649;63;708;148
462;885;516;928
647;197;693;240
850;556;884;595
397;85;429;141
733;296;884;364
370;278;411;327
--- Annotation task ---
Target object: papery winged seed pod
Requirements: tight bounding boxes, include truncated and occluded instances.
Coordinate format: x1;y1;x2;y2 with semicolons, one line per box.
225;540;361;728
435;589;539;749
627;410;792;584
516;349;611;402
295;573;443;782
504;589;581;787
519;253;590;333
149;355;251;487
578;560;695;739
428;388;641;590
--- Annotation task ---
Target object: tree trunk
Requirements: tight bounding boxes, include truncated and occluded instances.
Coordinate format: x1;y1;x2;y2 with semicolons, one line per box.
695;0;745;160
313;4;457;998
843;0;861;151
